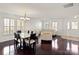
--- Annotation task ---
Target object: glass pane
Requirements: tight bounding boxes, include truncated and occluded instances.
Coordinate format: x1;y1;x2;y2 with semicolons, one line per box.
10;19;14;26
4;27;9;33
10;27;14;33
52;22;57;31
4;18;9;26
72;22;78;29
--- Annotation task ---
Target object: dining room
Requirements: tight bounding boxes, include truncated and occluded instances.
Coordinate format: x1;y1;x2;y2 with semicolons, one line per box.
0;3;79;55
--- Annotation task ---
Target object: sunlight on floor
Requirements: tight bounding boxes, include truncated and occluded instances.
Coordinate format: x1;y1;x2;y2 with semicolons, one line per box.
52;39;58;49
3;46;9;55
71;43;78;54
66;42;70;51
52;40;55;48
3;45;14;55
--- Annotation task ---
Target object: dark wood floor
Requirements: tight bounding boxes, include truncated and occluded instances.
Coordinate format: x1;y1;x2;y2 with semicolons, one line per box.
0;36;79;55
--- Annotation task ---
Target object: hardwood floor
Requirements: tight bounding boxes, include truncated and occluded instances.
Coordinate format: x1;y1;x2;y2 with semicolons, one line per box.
0;36;79;55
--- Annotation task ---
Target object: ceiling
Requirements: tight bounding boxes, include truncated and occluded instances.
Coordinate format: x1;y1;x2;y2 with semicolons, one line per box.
0;3;79;18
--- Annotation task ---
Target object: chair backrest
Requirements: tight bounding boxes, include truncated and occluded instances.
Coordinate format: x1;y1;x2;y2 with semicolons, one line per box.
30;33;37;40
14;33;17;38
14;32;21;40
17;30;21;33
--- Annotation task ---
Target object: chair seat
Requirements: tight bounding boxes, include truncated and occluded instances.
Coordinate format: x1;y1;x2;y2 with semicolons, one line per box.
25;40;35;44
14;38;21;43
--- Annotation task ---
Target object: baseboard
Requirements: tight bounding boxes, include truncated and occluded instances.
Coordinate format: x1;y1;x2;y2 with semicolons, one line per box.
0;40;14;47
61;35;79;41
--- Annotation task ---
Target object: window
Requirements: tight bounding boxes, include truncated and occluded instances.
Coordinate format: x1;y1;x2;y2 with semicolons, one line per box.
52;22;57;31
67;22;70;30
71;22;78;29
10;19;15;33
4;18;14;34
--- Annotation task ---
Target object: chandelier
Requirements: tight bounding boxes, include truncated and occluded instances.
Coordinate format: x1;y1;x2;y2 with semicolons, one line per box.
20;13;30;20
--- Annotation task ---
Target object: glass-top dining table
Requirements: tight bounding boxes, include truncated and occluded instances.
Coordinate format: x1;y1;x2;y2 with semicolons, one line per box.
20;33;35;48
20;33;30;39
20;33;30;47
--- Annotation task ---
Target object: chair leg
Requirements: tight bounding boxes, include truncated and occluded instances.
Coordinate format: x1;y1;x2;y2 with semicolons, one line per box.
23;40;28;49
33;42;36;51
20;39;22;49
14;40;18;54
33;42;36;54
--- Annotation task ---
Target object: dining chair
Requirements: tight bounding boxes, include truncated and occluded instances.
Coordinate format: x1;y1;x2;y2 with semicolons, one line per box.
23;33;37;51
14;32;22;50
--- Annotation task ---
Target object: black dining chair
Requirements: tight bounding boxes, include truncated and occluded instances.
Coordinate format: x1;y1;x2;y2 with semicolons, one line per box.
23;33;37;51
14;32;22;50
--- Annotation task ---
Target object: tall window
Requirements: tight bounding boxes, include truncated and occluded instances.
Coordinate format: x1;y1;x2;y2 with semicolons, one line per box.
10;19;15;33
71;22;78;30
4;18;14;34
52;22;58;31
